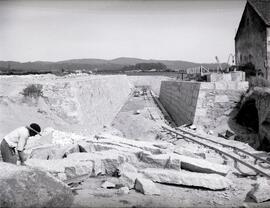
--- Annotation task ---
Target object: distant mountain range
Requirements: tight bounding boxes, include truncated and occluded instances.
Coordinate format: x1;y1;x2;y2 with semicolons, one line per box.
0;57;228;73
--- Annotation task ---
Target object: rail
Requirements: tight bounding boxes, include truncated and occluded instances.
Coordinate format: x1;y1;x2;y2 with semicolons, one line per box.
162;125;270;179
176;126;270;166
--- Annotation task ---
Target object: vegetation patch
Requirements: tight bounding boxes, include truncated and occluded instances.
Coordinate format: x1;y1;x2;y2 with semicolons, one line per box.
21;84;43;98
249;76;270;89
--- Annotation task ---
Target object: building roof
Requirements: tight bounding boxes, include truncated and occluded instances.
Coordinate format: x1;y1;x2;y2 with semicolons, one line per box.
248;0;270;26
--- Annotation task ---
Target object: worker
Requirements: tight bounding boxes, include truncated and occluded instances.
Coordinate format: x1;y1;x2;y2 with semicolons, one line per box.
0;123;41;165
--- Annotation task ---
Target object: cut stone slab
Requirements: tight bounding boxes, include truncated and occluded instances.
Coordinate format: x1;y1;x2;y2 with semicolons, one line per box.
29;144;59;160
0;162;73;208
234;163;257;177
118;163;138;174
77;141;95;153
140;168;231;190
67;150;130;175
177;154;230;176
134;177;160;195
248;178;270;203
173;146;202;159
29;144;80;160
26;158;93;180
101;181;116;189
137;152;181;170
95;133;163;154
119;171;142;189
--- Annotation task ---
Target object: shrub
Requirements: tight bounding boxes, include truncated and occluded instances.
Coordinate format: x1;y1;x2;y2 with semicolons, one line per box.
21;84;43;98
249;76;270;89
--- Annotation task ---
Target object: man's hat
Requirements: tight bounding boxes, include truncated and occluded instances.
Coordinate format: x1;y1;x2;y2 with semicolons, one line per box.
28;123;41;136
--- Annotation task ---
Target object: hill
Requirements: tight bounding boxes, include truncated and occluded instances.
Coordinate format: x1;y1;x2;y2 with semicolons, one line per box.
0;57;228;74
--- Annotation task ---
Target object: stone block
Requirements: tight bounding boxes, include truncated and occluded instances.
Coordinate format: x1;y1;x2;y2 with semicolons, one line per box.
119;171;141;189
175;154;230;176
140;168;231;190
248;178;270;203
134;177;160;195
67;151;126;175
0;162;74;208
137;152;181;170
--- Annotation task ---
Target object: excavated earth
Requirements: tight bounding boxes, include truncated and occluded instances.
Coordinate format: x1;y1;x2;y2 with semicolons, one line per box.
0;74;270;208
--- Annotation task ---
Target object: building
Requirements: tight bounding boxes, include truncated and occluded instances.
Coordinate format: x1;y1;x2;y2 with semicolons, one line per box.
235;0;270;79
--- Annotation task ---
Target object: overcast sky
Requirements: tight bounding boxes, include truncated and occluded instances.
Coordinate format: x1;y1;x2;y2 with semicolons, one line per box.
0;0;246;63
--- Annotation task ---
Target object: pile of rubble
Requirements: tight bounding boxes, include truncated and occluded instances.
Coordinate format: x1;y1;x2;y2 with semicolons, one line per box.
24;128;233;191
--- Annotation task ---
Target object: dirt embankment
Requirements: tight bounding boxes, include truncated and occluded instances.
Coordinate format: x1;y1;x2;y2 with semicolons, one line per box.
0;74;132;137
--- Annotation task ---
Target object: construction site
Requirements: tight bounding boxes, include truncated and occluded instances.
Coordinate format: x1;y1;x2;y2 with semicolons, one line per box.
1;0;270;207
0;69;270;207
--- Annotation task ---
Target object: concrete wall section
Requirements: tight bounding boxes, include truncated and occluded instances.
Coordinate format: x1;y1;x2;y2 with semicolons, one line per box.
159;81;200;125
160;81;249;131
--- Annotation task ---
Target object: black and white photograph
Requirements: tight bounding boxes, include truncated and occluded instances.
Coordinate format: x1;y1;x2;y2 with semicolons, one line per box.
0;0;270;207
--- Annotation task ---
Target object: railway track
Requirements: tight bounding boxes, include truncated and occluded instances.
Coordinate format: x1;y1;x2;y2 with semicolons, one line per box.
162;125;270;179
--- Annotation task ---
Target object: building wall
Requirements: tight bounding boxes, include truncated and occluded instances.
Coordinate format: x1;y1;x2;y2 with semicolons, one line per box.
159;81;249;131
268;28;270;73
235;3;267;77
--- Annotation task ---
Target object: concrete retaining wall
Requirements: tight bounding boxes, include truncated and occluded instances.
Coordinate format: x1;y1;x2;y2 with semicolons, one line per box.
160;80;249;131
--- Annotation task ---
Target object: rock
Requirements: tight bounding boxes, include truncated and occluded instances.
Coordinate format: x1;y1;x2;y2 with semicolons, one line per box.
117;187;129;195
134;177;160;195
177;154;230;176
95;133;163;154
137;152;229;175
119;171;142;189
153;142;174;150
173;146;201;159
26;158;93;180
67;150;128;175
208;130;214;135
61;144;81;158
29;144;80;160
248;178;270;203
137;152;181;170
189;125;197;130
29;144;58;160
118;163;138;174
0;162;73;207
101;181;116;189
140;168;231;190
234;163;257;177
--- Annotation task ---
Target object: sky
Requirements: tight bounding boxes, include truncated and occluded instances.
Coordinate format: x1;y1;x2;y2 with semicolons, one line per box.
0;0;246;63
